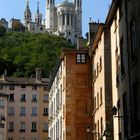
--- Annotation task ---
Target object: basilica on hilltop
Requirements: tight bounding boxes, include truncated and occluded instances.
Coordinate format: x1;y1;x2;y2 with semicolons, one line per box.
24;0;82;44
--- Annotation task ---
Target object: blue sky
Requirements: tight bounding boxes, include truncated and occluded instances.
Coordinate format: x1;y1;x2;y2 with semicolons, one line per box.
0;0;112;37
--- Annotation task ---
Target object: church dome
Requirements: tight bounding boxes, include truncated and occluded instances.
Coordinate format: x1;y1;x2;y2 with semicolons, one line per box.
57;1;74;8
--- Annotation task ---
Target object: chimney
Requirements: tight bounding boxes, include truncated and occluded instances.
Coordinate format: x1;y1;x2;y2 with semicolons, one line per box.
2;69;7;81
36;67;41;83
77;37;83;50
88;22;99;47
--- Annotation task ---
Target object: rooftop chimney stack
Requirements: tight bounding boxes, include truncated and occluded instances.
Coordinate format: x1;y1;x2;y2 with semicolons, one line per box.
77;37;83;50
36;67;41;83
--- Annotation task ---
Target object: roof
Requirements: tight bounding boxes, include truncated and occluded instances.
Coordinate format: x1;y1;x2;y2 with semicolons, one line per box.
0;76;50;86
0;18;8;23
57;1;74;7
89;23;109;56
105;0;119;25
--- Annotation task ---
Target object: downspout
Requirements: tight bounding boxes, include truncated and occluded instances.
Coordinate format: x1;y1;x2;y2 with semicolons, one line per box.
124;0;131;138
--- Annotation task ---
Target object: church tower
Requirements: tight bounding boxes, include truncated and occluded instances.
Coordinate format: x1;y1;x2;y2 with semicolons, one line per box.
46;0;56;33
75;0;82;37
35;2;43;25
24;0;32;27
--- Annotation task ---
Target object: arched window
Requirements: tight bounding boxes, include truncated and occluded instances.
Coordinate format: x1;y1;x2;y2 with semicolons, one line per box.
47;0;49;5
78;0;79;7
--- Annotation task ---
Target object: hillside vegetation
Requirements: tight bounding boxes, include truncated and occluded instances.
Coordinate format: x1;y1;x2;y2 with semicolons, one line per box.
0;32;74;77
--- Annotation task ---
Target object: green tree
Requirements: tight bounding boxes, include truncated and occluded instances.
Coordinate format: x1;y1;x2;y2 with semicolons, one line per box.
0;32;74;77
0;25;6;37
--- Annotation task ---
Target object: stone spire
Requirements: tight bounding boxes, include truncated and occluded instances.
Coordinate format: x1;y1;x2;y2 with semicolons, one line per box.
24;0;32;27
35;1;42;24
37;1;39;14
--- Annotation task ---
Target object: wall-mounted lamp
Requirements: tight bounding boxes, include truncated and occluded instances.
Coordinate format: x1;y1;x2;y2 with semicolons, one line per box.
86;126;100;135
0;115;6;128
112;106;123;118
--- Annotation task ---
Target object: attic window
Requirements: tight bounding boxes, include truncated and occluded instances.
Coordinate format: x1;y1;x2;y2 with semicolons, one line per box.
76;54;86;63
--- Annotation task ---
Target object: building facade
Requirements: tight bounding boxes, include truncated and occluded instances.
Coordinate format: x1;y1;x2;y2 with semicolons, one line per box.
0;18;8;31
0;70;49;140
48;48;92;140
89;24;113;140
0;93;8;140
105;0;140;139
46;0;82;44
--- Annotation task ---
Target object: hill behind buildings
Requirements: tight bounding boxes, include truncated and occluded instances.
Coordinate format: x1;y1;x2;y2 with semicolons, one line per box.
0;31;74;77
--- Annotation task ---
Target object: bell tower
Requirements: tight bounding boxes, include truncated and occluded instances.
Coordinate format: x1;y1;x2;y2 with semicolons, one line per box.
46;0;56;33
75;0;82;37
35;1;43;25
24;0;32;27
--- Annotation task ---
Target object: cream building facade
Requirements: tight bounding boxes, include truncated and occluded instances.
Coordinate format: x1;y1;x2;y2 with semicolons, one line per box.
0;70;49;140
0;93;8;140
89;24;113;140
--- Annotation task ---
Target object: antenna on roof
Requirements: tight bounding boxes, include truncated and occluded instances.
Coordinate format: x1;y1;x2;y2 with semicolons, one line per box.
89;17;92;23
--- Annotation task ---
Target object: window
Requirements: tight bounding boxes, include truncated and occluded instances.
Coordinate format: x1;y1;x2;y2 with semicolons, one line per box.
101;117;103;135
131;82;140;134
123;93;128;137
99;56;102;71
20;122;25;132
43;108;48;116
62;14;65;25
31;138;37;140
120;37;125;78
0;85;3;90
32;94;37;102
94;97;96;111
97;93;99;108
9;85;14;90
43;123;48;132
0;99;4;108
43;86;47;91
19;137;25;140
97;63;99;76
8;107;14;116
67;13;69;25
43;94;48;102
8;122;14;131
119;0;123;20
97;120;100;138
130;19;137;61
32;107;37;116
31;122;37;132
32;85;37;90
21;85;26;90
9;94;14;102
100;87;103;105
40;27;43;31
21;94;26;102
76;54;86;63
20;107;26;116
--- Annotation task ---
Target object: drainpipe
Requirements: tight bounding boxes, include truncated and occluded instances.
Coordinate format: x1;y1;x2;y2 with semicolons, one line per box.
124;0;131;138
